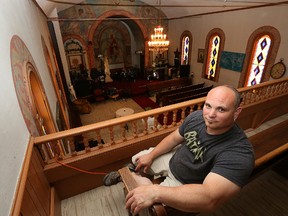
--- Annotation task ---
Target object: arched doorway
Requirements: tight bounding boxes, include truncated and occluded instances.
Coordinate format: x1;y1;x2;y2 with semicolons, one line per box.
28;65;55;136
87;10;149;77
11;35;64;161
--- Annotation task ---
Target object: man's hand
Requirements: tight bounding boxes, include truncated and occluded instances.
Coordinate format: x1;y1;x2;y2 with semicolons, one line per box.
125;185;158;215
135;153;153;173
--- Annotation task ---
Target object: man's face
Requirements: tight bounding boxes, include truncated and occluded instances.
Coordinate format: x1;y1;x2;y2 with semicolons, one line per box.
203;86;241;135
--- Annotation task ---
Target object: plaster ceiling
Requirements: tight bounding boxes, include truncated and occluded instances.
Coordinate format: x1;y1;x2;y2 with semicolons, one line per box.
36;0;286;19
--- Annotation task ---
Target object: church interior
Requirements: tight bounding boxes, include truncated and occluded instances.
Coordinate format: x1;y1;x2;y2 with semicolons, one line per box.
1;1;288;216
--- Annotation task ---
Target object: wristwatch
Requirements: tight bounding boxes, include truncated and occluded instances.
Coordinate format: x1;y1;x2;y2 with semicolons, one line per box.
270;59;286;79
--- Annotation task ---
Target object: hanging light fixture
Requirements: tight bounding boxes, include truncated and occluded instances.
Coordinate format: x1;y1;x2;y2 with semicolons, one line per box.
148;0;169;53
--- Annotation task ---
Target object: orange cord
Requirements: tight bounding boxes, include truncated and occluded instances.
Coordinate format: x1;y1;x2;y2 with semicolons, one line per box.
55;158;107;175
253;108;275;129
245;108;276;133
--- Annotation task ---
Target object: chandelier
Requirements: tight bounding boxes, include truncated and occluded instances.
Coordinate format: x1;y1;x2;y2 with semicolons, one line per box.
148;0;169;53
148;26;170;53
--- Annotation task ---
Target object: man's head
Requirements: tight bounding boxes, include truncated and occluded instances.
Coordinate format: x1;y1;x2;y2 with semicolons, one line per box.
203;85;242;135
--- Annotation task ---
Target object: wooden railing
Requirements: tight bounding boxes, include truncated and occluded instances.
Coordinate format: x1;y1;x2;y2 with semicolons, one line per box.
33;77;288;165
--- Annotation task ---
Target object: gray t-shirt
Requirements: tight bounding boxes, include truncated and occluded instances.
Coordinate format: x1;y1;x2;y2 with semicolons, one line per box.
169;110;254;187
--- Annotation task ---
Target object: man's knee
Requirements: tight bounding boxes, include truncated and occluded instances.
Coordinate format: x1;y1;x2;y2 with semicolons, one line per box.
132;172;153;186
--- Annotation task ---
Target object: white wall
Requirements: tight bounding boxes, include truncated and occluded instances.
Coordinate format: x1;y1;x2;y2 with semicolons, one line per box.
0;1;58;215
168;5;288;87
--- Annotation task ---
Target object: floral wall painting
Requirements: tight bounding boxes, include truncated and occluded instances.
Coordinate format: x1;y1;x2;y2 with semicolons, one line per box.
220;51;246;72
197;49;205;63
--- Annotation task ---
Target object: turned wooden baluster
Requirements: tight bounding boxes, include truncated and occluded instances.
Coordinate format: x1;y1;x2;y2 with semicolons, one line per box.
154;116;159;132
162;112;168;128
83;137;91;152
108;126;115;145
171;110;177;126
96;130;104;148
121;124;127;141
68;137;77;156
142;117;148;135
132;121;138;138
180;107;186;122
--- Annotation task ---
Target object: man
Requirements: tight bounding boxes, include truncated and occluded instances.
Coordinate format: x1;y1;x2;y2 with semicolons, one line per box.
104;85;255;215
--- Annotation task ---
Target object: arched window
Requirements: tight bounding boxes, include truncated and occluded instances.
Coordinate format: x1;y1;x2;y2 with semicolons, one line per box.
245;35;271;86
180;31;192;65
203;28;225;82
238;26;280;87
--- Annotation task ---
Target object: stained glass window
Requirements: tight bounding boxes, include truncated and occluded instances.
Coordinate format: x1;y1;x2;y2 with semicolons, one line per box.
181;36;189;65
246;35;271;86
206;35;220;80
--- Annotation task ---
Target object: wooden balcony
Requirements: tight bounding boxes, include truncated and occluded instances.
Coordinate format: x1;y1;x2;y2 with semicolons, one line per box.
14;77;288;216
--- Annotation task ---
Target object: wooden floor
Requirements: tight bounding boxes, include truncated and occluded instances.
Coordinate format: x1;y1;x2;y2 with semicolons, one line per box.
62;96;288;216
200;168;288;216
61;168;288;216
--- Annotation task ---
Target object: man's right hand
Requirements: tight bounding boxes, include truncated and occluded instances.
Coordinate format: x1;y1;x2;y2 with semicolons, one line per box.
135;153;153;173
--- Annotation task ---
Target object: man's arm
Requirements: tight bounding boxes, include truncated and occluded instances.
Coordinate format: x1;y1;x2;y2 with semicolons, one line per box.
135;129;184;172
126;172;241;215
149;129;184;160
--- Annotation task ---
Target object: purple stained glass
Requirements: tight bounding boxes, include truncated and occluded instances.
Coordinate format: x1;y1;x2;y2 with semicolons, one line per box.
254;66;260;76
211;59;215;66
214;37;219;46
213;49;217;56
209;69;214;75
250;79;257;86
257;53;263;63
260;38;267;49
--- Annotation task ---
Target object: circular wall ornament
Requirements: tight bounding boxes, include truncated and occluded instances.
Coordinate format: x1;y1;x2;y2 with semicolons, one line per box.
270;59;286;79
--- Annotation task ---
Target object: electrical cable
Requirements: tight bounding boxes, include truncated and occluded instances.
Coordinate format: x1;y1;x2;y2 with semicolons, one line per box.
55;157;107;175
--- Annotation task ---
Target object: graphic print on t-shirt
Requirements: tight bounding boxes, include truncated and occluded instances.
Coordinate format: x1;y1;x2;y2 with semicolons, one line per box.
184;131;206;162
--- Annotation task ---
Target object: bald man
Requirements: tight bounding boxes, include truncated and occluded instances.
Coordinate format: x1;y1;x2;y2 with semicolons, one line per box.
126;85;255;215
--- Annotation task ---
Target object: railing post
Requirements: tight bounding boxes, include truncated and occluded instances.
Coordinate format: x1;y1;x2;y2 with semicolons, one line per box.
68;138;77;156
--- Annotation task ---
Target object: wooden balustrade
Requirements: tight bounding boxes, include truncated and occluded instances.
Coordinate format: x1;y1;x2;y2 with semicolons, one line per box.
25;77;288;201
33;77;288;166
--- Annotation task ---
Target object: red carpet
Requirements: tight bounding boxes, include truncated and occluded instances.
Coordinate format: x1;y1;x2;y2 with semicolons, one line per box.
132;95;159;111
132;95;180;125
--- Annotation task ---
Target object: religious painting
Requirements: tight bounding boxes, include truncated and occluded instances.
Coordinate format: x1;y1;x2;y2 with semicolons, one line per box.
197;49;205;63
68;54;84;70
99;27;125;65
220;51;246;72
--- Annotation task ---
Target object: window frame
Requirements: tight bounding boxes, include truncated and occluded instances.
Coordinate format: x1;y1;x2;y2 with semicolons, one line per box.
238;26;280;87
180;30;192;65
202;28;225;82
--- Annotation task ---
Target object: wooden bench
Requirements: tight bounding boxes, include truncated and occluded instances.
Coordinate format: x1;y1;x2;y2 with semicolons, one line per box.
156;83;205;105
163;85;213;106
169;92;209;109
146;77;192;96
118;118;288;216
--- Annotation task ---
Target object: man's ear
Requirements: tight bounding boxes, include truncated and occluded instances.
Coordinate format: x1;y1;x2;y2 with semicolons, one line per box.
234;107;242;121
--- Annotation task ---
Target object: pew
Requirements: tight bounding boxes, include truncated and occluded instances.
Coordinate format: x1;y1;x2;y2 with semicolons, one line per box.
156;82;205;105
163;85;213;106
118;117;288;216
146;77;192;96
170;92;209;108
